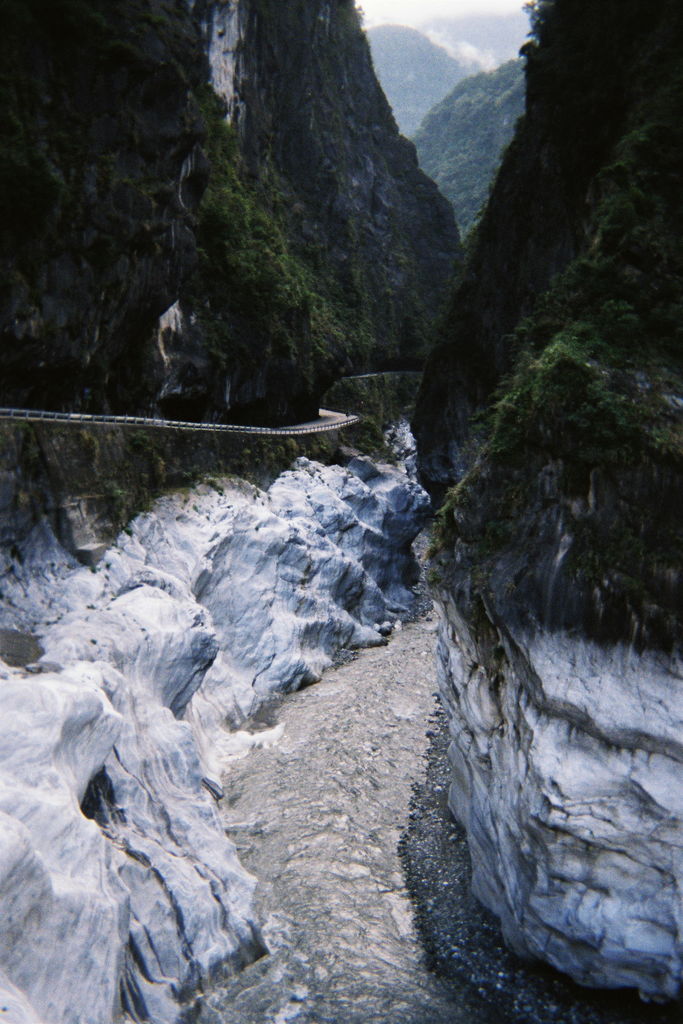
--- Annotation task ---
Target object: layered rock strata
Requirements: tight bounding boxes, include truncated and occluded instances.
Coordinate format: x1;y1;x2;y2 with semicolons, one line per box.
0;458;429;1023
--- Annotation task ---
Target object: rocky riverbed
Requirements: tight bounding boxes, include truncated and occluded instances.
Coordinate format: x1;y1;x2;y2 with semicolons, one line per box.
197;606;681;1024
1;450;680;1024
197;616;485;1024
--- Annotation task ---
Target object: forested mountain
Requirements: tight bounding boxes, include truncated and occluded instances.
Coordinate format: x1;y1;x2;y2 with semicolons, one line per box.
414;0;683;999
0;0;458;425
414;59;525;235
366;25;469;135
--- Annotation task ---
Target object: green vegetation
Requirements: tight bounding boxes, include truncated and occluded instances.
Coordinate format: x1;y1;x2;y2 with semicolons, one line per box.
486;49;683;467
428;0;683;642
186;85;373;402
461;0;683;475
487;325;644;465
244;0;433;372
190;88;313;367
414;59;524;236
322;372;422;456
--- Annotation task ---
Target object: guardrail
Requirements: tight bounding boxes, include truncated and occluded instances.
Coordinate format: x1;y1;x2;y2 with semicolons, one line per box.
0;407;359;437
341;371;422;380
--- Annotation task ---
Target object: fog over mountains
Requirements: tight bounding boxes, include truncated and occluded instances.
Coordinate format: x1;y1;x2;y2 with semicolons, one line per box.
367;10;528;135
367;25;469;136
422;11;529;68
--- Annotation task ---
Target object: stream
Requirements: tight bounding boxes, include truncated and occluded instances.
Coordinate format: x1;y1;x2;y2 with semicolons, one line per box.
198;615;489;1024
198;611;679;1024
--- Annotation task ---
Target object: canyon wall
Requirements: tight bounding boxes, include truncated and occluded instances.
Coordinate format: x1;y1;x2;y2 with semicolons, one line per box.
415;0;683;1001
0;0;458;424
0;2;457;1018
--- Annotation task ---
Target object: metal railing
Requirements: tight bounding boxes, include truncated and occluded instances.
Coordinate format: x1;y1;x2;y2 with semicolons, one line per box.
0;407;359;437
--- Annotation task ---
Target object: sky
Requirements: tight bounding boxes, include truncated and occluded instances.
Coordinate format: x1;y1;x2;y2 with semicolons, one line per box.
360;0;526;29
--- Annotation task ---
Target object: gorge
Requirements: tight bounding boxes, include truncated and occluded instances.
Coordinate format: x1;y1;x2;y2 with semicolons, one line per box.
0;0;682;1021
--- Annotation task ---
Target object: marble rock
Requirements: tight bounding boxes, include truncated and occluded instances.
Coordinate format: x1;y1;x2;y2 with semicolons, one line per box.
269;456;430;615
435;590;683;1001
0;459;429;1023
0;972;45;1024
0;667;128;1024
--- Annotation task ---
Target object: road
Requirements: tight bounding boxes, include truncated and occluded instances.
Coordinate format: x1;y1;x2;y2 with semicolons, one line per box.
0;407;359;436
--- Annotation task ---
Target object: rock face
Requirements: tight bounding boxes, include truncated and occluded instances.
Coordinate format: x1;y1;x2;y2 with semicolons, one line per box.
0;0;207;415
0;458;429;1023
414;0;683;1001
434;580;683;1002
177;0;459;422
0;0;459;424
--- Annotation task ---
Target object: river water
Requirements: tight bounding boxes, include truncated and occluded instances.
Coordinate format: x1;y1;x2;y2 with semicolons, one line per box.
198;615;493;1024
198;614;679;1024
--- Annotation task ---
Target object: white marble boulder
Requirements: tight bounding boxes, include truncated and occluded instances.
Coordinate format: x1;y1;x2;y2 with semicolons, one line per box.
0;458;429;1023
435;590;683;1002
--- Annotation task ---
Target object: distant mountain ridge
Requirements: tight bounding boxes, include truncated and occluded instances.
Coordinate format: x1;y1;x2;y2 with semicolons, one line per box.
414;59;525;235
422;11;529;68
366;13;529;138
367;25;469;135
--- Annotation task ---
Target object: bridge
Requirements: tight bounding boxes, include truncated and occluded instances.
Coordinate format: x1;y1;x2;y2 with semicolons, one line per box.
0;407;359;436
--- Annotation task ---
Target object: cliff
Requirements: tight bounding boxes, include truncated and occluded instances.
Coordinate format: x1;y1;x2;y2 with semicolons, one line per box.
0;0;459;425
414;0;683;1001
0;0;207;414
0;4;454;1017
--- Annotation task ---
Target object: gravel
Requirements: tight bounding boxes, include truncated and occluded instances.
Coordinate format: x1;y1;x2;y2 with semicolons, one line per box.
400;699;682;1024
